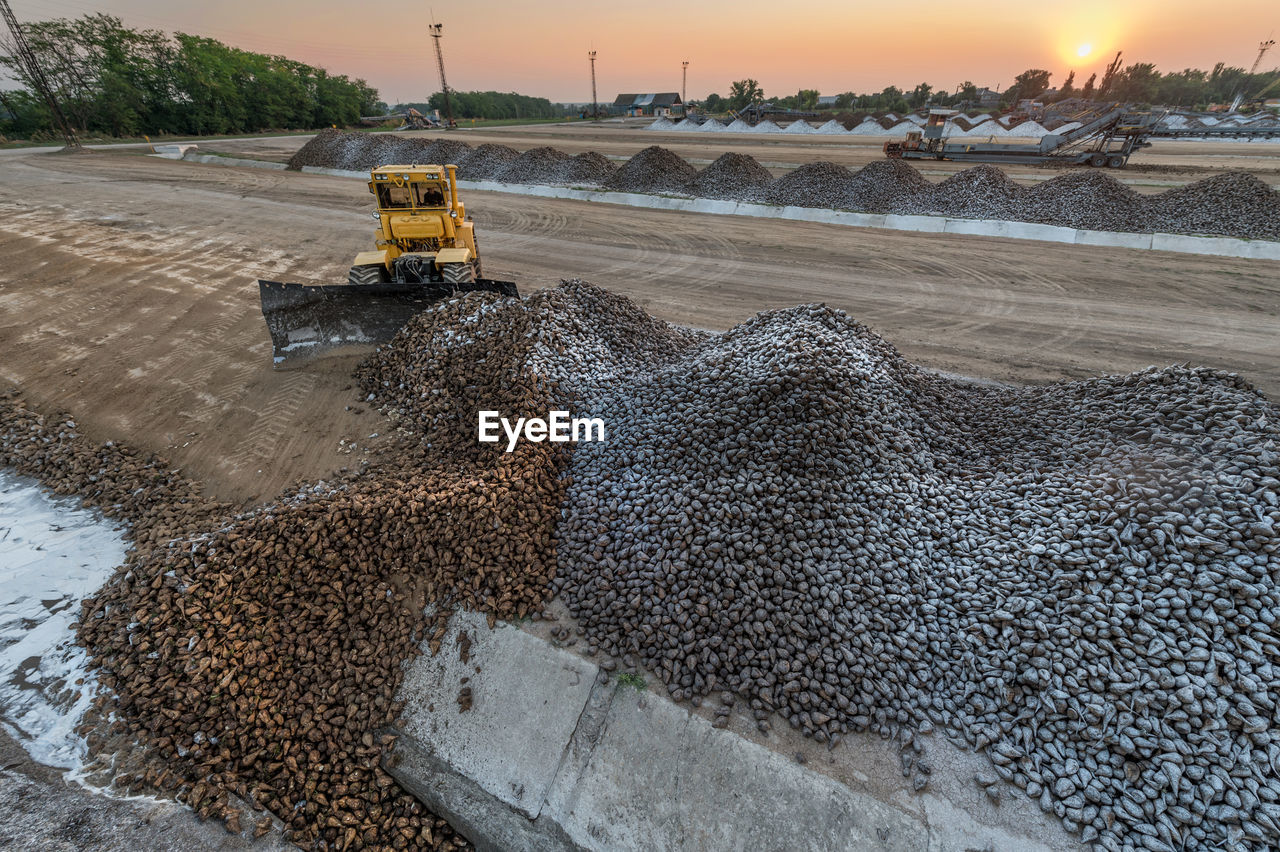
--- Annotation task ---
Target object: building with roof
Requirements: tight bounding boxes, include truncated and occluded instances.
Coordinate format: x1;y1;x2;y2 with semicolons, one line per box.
612;93;683;117
975;87;1002;108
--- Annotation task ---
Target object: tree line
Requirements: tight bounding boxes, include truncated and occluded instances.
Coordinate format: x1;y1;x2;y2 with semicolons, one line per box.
408;90;561;120
698;59;1280;115
0;14;380;138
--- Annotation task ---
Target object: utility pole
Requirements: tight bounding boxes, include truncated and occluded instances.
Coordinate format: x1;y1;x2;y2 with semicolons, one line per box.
1230;37;1275;111
1249;38;1275;75
682;60;689;105
589;50;598;120
0;0;79;148
429;20;454;127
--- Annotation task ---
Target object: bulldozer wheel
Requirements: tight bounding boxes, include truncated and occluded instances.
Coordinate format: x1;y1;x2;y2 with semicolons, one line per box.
348;264;389;286
1106;155;1124;168
1088;153;1107;168
441;262;476;286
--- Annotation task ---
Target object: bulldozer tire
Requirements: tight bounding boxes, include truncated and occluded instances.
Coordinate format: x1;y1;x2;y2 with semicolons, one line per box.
1106;155;1124;168
1088;153;1107;168
441;262;476;286
348;264;388;286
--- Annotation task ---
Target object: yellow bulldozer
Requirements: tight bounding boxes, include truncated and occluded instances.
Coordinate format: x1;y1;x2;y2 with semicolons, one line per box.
258;163;517;365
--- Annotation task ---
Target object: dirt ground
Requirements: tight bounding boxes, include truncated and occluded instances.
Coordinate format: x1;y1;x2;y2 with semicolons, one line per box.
0;728;287;852
205;120;1280;190
0;145;1276;510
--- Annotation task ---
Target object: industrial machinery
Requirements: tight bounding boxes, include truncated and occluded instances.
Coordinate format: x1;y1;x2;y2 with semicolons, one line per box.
884;105;1280;168
258;164;517;365
729;102;820;126
884;106;1162;167
358;107;442;130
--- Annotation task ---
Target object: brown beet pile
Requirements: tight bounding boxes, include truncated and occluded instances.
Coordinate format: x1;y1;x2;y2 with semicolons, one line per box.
2;285;576;850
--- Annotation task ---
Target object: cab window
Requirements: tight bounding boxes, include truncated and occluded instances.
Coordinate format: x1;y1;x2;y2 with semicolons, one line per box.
376;184;413;209
414;183;448;208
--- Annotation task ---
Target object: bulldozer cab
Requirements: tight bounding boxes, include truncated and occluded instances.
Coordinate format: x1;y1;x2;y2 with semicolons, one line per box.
369;166;453;211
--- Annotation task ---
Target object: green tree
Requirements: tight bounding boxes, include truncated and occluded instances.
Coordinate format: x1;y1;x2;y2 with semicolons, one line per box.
424;90;558;120
0;13;379;138
1098;53;1124;98
1057;70;1076;100
1158;68;1207;107
796;88;819;110
727;79;764;111
1081;72;1097;99
1005;69;1052;104
908;82;933;107
703;92;724;112
1118;63;1161;104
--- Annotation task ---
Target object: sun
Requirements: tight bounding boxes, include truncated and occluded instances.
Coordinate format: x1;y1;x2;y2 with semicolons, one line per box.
1077;43;1093;58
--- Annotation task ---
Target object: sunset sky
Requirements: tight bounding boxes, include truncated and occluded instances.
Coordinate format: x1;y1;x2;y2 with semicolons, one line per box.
9;0;1279;103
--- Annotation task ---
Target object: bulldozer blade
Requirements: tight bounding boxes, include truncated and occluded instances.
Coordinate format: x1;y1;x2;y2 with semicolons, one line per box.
258;278;519;366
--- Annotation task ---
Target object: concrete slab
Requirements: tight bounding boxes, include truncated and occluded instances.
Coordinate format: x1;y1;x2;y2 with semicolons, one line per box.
545;686;928;852
883;213;948;233
1151;231;1280;260
921;793;1056;852
184;153;287;170
1073;229;1154;250
395;610;596;820
389;610;1073;852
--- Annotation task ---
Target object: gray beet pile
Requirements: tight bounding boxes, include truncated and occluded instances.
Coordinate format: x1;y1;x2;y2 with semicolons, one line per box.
288;131;1280;241
413;281;1280;851
288;128;618;185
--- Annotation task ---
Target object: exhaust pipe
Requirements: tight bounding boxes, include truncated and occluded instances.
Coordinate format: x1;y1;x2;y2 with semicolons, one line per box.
446;164;460;214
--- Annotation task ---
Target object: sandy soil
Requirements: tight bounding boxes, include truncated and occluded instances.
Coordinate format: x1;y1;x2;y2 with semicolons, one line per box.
0;147;1276;509
202;120;1280;190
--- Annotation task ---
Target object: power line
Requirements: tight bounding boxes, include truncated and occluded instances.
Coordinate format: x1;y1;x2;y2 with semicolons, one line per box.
0;0;78;147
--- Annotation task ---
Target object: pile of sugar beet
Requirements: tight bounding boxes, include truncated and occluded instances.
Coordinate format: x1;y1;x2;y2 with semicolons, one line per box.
288;130;1280;241
4;279;1279;851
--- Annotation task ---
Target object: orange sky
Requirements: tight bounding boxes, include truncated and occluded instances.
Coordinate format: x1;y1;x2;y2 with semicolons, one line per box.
12;0;1280;103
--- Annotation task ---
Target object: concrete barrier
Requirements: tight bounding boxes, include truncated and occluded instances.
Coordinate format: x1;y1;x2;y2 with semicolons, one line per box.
182;152;288;170
387;611;1068;852
286;166;1280;260
151;143;200;159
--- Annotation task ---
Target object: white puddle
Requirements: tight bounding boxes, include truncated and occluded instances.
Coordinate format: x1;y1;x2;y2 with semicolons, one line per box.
0;468;126;770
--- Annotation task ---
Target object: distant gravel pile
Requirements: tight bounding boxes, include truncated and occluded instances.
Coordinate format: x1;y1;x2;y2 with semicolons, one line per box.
1018;172;1151;231
604;145;698;194
927;165;1026;219
692;152;775;200
534;284;1280;852
457;143;520;180
284;131;1280;240
1145;172;1280;241
757;161;856;207
556;151;617;185
287;129;474;173
844;160;933;213
496;146;570;184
